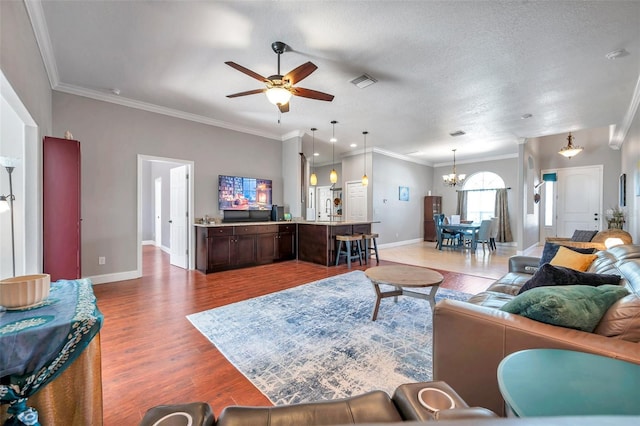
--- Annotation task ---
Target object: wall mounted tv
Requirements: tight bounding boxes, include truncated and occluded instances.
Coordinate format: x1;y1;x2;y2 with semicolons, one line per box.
218;175;272;211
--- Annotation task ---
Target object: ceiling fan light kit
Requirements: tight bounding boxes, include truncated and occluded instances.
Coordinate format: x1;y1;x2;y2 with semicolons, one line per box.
558;132;584;158
226;41;334;114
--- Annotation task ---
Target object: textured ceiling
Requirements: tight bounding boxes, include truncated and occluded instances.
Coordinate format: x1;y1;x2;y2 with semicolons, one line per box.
29;0;640;165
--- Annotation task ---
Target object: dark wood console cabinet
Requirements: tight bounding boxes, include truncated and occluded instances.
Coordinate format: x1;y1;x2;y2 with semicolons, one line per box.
196;223;297;273
423;196;442;242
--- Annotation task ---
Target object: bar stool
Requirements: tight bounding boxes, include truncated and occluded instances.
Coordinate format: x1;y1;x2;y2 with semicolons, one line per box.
361;233;380;264
335;234;363;268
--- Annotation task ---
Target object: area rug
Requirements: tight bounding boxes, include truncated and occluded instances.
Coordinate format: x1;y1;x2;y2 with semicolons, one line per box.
187;270;471;405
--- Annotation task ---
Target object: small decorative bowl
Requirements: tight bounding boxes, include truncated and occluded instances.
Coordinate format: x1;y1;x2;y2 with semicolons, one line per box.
0;274;51;309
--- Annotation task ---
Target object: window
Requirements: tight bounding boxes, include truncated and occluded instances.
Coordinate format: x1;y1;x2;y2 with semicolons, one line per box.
544;183;554;227
462;172;505;223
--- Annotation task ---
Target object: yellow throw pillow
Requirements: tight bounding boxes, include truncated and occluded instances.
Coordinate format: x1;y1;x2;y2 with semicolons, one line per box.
550;246;597;271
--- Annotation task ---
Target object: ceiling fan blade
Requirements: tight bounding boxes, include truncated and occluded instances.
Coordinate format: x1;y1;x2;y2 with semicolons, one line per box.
225;61;269;82
290;87;334;102
278;102;290;113
284;62;318;85
226;88;266;98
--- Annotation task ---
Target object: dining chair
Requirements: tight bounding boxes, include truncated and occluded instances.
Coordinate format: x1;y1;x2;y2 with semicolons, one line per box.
489;217;499;250
436;214;460;248
475;219;493;252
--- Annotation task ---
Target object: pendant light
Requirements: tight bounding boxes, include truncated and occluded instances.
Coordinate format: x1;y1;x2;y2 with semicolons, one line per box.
558;132;583;158
329;120;338;184
361;131;369;186
310;128;318;186
442;149;466;186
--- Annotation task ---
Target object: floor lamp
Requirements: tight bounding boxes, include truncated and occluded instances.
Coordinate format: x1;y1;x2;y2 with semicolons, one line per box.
0;164;16;277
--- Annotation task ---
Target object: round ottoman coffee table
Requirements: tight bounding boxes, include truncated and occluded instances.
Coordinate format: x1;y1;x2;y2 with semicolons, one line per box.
364;265;444;321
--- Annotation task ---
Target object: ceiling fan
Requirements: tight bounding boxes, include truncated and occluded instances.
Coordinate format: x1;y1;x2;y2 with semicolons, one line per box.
225;41;334;113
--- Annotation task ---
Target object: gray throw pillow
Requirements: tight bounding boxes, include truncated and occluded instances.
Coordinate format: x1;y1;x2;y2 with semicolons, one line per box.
570;229;598;242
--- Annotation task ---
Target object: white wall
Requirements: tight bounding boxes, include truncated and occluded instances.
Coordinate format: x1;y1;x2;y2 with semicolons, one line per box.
52;91;282;278
621;102;640;243
372;153;432;244
282;135;301;218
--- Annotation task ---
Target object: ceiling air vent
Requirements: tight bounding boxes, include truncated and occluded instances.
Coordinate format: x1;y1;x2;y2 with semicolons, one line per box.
449;130;466;137
350;74;377;89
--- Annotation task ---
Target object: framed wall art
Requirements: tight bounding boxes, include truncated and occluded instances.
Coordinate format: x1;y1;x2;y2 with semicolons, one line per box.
399;186;409;201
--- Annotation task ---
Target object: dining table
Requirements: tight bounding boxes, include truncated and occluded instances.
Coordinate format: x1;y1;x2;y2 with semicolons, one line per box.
438;223;481;251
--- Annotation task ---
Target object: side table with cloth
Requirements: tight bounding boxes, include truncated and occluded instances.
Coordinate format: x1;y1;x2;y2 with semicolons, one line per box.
0;278;104;426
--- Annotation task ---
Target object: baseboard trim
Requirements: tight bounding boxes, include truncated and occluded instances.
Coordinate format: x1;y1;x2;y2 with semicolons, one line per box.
142;240;156;246
88;270;141;285
377;238;423;249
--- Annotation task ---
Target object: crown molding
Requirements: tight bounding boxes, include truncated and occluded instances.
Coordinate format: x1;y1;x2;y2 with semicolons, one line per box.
281;130;304;141
372;148;432;166
433;153;518;168
53;83;282;140
609;72;640;150
24;0;59;89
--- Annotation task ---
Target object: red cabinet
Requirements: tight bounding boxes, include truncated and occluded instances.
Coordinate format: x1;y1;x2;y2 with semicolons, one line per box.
43;136;81;281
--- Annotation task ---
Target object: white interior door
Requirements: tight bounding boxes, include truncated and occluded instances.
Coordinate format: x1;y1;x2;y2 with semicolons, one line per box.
346;181;367;222
169;165;188;269
154;177;162;247
555;165;603;237
316;186;332;221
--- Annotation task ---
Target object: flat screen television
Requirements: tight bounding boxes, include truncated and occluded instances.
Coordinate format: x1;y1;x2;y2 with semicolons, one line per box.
218;175;272;211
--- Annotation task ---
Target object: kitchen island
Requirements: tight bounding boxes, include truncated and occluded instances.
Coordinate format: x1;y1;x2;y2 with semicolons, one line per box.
195;220;375;273
297;221;373;266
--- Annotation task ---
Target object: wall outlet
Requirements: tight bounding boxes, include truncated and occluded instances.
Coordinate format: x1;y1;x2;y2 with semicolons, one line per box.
98;256;106;265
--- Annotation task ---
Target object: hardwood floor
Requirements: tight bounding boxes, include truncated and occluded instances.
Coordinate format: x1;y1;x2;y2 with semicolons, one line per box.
93;246;497;425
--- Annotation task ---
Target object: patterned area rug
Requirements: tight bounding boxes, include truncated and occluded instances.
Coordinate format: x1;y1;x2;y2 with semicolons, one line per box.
187;270;471;405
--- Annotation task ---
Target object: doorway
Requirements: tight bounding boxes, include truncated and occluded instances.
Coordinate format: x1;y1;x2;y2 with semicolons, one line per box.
0;70;39;279
137;155;194;275
345;180;368;222
154;177;162;247
541;165;603;239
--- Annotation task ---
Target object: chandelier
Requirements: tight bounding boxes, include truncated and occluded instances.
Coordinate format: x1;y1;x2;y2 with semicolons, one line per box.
442;149;466;187
558;132;583;158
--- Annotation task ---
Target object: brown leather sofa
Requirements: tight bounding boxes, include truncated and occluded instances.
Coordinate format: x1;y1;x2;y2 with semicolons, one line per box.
139;381;498;425
433;244;640;416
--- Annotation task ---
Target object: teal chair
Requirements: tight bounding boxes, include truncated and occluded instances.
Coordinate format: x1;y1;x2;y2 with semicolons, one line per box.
435;214;460;249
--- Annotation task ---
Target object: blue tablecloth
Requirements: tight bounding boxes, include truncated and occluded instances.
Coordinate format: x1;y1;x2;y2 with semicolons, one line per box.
0;278;103;426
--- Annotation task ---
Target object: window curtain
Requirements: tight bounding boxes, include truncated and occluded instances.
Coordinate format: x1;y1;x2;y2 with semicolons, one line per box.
494;188;513;242
455;190;468;221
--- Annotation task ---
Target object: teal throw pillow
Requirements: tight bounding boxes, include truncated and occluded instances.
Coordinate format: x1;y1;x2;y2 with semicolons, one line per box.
500;285;629;332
